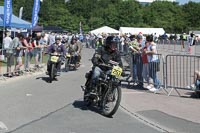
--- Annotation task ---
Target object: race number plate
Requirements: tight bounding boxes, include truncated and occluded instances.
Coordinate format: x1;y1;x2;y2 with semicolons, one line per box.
111;66;122;77
50;56;59;63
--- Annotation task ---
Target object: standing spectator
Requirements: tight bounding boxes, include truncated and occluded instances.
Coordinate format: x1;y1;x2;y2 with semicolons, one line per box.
129;34;144;88
79;34;84;42
190;32;195;46
3;31;12;61
153;33;158;43
39;32;48;64
48;32;55;45
90;34;96;49
180;33;187;49
3;32;13;77
85;34;90;48
24;34;34;71
13;33;26;75
120;35;125;53
142;41;150;89
115;35;120;51
145;35;161;92
32;34;41;68
95;35;103;50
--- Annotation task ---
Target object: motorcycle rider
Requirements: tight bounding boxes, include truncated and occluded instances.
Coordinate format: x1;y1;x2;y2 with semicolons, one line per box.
66;36;81;67
91;36;123;90
46;35;67;75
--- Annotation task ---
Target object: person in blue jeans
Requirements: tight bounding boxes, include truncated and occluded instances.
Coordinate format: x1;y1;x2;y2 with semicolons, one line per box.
145;35;161;92
129;34;143;88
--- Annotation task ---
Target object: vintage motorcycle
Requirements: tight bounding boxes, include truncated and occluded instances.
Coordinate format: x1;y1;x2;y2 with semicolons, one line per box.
65;53;78;72
48;53;62;83
81;60;122;117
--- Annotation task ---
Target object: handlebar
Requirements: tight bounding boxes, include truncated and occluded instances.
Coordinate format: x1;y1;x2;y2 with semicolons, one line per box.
108;60;119;65
99;60;119;69
49;53;62;56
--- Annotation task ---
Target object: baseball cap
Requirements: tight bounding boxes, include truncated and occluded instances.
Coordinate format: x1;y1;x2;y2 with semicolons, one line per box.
137;34;143;39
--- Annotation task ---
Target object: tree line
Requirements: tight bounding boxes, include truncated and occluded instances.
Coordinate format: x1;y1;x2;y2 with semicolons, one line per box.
1;0;200;34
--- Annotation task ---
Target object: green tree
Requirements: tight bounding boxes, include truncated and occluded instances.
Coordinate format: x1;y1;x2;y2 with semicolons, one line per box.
2;0;200;33
182;2;200;31
0;1;4;6
142;1;186;33
116;0;143;28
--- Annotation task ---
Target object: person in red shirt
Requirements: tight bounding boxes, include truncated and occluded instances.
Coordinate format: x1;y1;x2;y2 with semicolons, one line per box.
142;41;150;89
24;34;34;71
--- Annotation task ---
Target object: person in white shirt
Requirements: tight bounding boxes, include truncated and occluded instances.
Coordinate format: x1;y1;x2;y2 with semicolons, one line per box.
145;35;161;92
3;31;12;52
3;31;13;77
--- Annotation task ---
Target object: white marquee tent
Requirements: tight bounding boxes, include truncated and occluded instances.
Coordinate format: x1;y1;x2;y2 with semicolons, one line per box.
119;27;165;36
90;26;119;35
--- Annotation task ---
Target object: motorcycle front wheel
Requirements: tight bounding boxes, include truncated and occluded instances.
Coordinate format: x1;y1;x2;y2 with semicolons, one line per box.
101;86;121;117
49;64;55;83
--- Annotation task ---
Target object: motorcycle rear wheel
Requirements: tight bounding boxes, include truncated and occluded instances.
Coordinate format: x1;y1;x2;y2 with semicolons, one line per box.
101;86;121;117
65;58;70;72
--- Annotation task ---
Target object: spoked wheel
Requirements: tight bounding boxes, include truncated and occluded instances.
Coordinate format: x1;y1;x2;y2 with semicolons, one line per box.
49;64;55;83
65;58;70;72
101;86;121;117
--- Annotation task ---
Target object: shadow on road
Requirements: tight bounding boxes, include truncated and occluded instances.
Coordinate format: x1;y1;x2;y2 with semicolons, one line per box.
36;76;58;83
72;100;102;115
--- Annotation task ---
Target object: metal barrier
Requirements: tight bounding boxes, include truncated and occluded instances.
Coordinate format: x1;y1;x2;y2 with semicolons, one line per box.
121;52;168;94
165;54;200;96
157;39;200;55
121;51;200;96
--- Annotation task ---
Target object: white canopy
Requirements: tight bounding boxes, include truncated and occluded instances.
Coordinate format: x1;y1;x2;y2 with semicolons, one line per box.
90;26;119;35
119;27;165;36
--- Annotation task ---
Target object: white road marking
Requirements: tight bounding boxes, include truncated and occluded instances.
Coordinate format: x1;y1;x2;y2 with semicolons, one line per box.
0;121;8;131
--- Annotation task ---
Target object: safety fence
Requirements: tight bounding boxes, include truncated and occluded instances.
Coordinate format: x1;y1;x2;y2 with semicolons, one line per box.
114;39;200;56
121;53;200;97
165;55;200;96
157;39;200;55
0;47;47;81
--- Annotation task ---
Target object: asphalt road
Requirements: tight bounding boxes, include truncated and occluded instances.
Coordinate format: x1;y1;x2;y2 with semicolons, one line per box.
0;48;161;133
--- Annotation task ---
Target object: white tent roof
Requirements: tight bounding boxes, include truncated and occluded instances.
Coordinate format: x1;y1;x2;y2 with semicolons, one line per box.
90;26;119;35
119;27;165;36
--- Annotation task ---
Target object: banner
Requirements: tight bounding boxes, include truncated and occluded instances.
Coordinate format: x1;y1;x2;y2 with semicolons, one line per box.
4;0;12;27
32;0;40;28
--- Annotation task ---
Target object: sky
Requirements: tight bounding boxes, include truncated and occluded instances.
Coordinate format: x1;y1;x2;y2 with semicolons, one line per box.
177;0;200;5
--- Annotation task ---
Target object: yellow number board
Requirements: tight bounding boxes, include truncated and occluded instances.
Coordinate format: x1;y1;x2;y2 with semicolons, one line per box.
50;56;59;63
111;66;122;78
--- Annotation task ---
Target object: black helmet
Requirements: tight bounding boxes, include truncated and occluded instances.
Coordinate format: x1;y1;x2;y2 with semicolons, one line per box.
55;35;61;40
105;36;117;52
146;35;153;42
